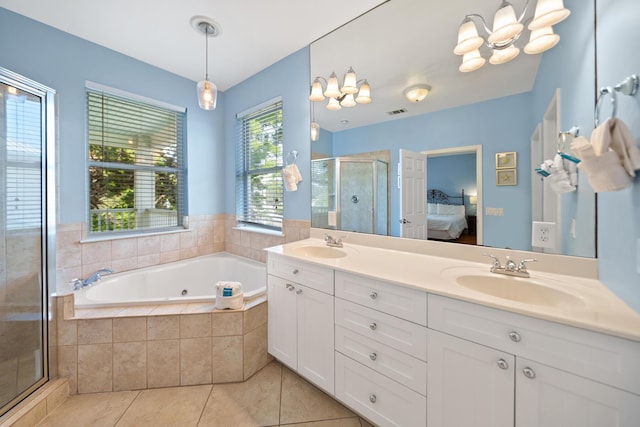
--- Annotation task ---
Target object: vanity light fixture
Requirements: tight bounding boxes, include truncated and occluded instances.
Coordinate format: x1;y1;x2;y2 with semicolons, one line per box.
309;67;372;110
454;0;570;72
404;84;432;103
192;16;221;110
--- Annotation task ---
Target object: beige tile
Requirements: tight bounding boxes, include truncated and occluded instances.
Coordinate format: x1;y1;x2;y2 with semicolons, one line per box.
243;301;267;333
212;311;243;337
57;318;77;346
147;315;179;340
199;362;281;426
359;418;376;427
117;384;211;427
9;399;47;427
180;231;197;249
77;344;112;393
111;257;138;273
282;418;364;427
113;341;147;391
56;230;82;269
137;235;160;256
179;246;198;259
212;335;243;383
45;380;69;414
113;317;147;342
111;238;137;260
180;337;212;386
81;241;111;266
280;367;355;424
243;323;272;380
147;339;180;388
137;253;160;268
38;390;138;427
160;249;181;264
118;305;156;317
180;313;212;338
149;304;188;315
57;345;77;395
160;233;181;252
77;318;112;344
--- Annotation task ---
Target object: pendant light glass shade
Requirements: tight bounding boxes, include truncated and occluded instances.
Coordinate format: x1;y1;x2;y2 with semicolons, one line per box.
340;93;357;107
489;45;520;64
324;72;341;98
309;79;325;101
488;2;523;45
197;80;218;110
524;26;560;54
311;121;320;141
459;49;486;72
454;19;484;55
528;0;570;30
355;80;372;104
341;67;359;94
326;97;342;111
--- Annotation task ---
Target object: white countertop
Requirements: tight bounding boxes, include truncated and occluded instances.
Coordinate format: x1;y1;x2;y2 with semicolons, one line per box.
267;238;640;342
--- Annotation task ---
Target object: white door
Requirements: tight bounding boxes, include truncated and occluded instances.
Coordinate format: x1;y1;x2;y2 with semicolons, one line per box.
267;275;298;369
297;284;335;395
427;330;515;427
516;358;640;427
399;149;427;239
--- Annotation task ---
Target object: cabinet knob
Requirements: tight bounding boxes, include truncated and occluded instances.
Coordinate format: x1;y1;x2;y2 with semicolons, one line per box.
497;358;509;370
522;367;536;379
292;269;299;275
370;291;378;300
369;322;377;331
369;394;377;403
296;289;302;295
508;331;521;342
286;284;295;291
369;352;377;361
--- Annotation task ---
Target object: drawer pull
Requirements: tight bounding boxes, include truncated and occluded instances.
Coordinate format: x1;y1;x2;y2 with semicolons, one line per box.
369;322;377;331
497;358;509;370
369;394;377;404
286;284;295;291
370;291;378;300
296;289;303;295
292;269;299;275
522;367;536;379
508;331;521;342
369;352;377;361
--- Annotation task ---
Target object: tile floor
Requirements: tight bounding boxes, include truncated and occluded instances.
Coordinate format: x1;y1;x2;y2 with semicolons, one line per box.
37;361;375;427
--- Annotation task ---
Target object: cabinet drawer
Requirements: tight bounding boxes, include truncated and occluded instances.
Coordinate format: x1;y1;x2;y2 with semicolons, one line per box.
335;271;427;325
335;352;426;427
335;325;426;395
429;294;640;395
267;253;334;294
336;298;427;361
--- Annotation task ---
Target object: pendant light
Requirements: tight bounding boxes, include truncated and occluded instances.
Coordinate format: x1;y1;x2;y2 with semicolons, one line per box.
192;17;221;110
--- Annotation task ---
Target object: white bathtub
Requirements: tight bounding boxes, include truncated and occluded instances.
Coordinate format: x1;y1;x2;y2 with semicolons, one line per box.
74;252;266;308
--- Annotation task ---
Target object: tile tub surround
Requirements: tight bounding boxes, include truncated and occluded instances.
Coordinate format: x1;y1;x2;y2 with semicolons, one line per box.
54;295;271;395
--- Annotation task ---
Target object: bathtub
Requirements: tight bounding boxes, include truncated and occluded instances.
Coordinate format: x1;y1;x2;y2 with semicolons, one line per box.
74;252;266;308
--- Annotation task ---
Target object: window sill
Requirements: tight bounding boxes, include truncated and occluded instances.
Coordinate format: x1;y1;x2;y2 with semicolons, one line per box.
233;225;283;237
80;227;191;243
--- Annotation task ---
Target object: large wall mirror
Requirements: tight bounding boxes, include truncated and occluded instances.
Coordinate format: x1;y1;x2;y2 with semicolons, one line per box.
309;0;596;258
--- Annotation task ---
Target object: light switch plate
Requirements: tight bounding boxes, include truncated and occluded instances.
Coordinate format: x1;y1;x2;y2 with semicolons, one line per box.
485;207;504;216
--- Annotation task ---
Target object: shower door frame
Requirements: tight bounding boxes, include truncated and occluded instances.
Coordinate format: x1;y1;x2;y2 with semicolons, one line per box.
0;66;56;417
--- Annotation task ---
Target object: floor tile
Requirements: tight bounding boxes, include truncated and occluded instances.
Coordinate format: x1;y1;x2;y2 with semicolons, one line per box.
198;362;282;426
279;367;355;424
115;384;211;427
37;391;138;427
279;417;363;426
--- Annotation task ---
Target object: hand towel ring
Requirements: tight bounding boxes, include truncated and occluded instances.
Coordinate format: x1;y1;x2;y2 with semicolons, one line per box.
594;86;616;127
285;150;298;166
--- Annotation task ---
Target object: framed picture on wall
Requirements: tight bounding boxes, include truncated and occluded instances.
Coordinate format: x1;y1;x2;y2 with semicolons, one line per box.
495;152;517;169
496;168;517;186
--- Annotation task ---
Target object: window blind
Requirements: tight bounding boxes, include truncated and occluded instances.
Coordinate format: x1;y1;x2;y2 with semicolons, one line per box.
236;101;283;230
87;88;186;234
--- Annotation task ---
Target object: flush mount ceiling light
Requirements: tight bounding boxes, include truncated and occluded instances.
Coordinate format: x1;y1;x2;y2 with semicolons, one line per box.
404;84;432;103
454;0;569;72
191;16;221;110
309;67;372;111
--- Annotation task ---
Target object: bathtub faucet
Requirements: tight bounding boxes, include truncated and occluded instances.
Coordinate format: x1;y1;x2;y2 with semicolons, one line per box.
71;268;115;290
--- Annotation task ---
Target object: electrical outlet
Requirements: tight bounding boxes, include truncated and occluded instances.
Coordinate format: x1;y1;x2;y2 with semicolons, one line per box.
532;221;556;248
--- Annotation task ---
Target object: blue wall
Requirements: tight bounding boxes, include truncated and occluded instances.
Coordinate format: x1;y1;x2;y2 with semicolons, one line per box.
427;154;477;215
596;0;640;312
0;8;224;222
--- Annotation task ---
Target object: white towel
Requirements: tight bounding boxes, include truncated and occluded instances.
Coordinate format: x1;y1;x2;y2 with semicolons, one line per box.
282;164;303;192
576;150;632;192
216;281;242;296
546;154;576;193
591;118;640;177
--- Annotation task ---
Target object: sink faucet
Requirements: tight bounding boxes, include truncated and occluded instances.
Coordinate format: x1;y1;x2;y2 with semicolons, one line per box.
70;268;115;290
324;233;344;248
484;254;537;278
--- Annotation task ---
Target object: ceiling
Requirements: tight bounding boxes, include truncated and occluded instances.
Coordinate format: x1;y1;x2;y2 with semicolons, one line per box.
0;0;385;91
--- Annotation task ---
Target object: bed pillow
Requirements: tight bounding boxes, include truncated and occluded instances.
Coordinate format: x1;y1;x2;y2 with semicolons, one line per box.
437;204;465;216
427;203;437;214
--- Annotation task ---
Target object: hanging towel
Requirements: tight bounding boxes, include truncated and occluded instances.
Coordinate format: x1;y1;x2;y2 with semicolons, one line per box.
546;154;576;193
282;164;303;192
591;118;640;177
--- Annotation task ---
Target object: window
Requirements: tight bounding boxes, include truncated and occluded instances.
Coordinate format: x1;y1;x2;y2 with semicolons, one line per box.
236;99;283;230
87;85;186;234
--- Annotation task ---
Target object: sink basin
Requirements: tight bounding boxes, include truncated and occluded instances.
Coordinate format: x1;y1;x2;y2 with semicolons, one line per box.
441;267;585;307
289;245;347;259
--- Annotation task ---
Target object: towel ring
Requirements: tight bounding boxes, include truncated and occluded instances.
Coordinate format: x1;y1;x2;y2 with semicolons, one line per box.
594;86;616;127
285;150;298;166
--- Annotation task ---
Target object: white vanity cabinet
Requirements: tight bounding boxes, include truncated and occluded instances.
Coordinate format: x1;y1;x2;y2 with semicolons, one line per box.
428;294;640;427
267;254;335;395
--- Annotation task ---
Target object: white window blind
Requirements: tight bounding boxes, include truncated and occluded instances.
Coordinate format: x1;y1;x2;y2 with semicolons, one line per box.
236;100;283;230
87;87;186;234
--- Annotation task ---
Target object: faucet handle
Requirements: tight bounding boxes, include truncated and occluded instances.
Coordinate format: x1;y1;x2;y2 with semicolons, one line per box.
505;256;517;271
518;258;538;272
483;253;502;269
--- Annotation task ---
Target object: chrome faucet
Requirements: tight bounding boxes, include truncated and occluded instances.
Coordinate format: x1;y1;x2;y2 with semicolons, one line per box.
484;254;537;278
71;268;114;290
324;233;344;248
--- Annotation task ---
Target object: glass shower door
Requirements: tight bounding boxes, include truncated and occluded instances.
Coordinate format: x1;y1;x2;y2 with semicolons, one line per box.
1;71;52;416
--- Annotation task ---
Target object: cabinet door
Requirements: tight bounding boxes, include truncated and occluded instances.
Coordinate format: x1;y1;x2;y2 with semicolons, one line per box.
267;275;298;369
297;284;335;395
428;329;515;427
516;358;640;427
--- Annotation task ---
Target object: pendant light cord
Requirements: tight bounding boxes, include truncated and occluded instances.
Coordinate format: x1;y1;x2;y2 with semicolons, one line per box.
204;24;210;81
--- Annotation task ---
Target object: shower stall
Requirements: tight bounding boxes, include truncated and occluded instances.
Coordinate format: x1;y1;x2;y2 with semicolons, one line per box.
311;157;388;235
1;68;55;416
